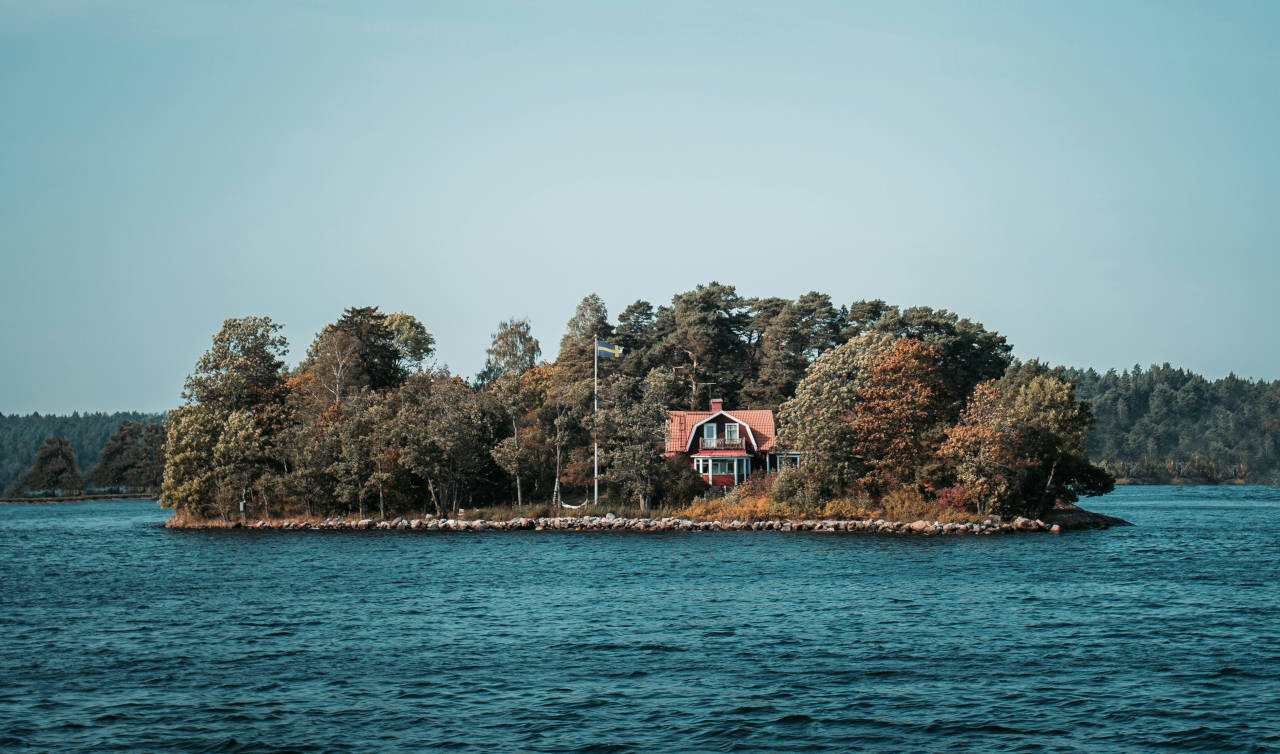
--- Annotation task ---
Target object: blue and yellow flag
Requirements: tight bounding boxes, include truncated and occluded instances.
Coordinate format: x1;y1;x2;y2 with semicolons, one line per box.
595;341;623;358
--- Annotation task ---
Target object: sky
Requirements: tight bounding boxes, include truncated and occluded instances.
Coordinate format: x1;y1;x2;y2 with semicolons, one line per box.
2;0;1278;414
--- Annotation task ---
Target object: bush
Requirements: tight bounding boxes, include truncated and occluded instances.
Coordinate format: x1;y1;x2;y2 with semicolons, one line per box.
768;467;831;514
934;486;973;512
820;497;876;519
656;457;710;507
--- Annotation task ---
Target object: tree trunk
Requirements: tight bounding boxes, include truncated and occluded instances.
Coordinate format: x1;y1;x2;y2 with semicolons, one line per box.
1039;458;1059;516
513;418;523;507
377;459;385;520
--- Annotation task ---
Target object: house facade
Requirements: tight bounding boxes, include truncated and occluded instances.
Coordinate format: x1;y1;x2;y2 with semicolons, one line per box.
663;398;802;487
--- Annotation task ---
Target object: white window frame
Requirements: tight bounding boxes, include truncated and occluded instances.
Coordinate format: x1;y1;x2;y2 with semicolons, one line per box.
725;423;739;442
703;423;717;441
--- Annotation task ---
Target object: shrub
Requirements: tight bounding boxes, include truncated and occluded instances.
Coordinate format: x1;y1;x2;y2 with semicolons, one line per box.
769;466;831;514
820;497;876;520
934;486;973;512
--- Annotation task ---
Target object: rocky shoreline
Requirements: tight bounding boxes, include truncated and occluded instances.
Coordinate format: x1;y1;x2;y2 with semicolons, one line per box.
170;504;1130;535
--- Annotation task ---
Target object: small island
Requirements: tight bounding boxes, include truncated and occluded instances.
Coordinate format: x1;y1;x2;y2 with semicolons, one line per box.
157;287;1129;534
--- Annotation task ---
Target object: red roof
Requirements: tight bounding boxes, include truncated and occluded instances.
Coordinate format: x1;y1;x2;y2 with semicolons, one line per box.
664;408;777;453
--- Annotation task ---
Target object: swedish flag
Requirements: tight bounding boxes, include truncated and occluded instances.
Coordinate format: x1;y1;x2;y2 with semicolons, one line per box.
595;341;623;358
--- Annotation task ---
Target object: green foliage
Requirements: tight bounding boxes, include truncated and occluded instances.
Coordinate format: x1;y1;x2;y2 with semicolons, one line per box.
768;466;832;513
384;312;436;371
161;405;222;517
477;318;541;384
183;316;288;412
775;331;898;486
89;420;166;492
942;373;1114;517
147;288;1279;525
595;369;679;510
1071;364;1280;484
0;411;163;492
19;436;84;495
854;302;1013;404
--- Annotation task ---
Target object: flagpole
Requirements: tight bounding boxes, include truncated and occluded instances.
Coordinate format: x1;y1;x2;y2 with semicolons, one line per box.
593;333;599;507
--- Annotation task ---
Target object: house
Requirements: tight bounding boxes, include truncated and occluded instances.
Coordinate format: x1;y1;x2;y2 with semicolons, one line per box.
663;398;802;487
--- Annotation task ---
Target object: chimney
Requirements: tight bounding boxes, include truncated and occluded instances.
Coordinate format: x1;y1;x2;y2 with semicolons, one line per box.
710;398;724;412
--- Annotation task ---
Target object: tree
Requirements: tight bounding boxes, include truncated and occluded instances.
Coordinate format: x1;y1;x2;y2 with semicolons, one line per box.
847;339;948;494
939;381;1027;515
596;369;678;510
90;420;166;491
182;316;288;412
304;328;362;408
741;298;807;408
480;319;542;505
21;436;83;494
775;331;898;487
302;306;407;395
384;312;435;372
942;374;1114;517
398;372;499;516
161;405;222;517
849;302;1012;405
663;282;749;408
615;300;659;378
1007;374;1114;514
213;410;267;522
556;294;613;383
478;318;541;384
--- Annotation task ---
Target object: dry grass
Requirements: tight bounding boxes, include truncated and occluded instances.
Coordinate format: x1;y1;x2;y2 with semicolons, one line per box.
164;483;990;528
680;493;790;522
165;511;238;528
869;487;987;524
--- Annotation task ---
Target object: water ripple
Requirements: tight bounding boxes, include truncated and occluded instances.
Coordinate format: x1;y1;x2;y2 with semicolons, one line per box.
1;487;1278;752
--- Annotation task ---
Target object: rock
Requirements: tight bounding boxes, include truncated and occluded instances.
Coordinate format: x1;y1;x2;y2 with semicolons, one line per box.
1050;524;1062;534
604;512;616;521
909;520;929;532
357;519;372;529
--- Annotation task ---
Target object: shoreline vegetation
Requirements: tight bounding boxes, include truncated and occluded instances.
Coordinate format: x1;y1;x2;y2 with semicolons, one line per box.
163;501;1130;534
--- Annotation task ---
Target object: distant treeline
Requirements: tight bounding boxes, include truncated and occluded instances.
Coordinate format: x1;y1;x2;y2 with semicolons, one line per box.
1071;365;1280;485
0;412;164;494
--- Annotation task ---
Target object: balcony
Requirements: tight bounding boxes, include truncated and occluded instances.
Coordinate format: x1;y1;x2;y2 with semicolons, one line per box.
699;436;746;451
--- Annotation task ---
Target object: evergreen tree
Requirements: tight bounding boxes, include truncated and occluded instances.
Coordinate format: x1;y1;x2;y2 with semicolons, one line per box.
20;436;83;494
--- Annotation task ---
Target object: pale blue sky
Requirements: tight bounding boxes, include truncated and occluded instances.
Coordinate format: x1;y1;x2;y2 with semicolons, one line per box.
2;0;1278;413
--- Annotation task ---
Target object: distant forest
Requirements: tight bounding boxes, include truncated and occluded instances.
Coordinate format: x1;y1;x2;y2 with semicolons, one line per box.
0;412;164;493
1071;365;1280;485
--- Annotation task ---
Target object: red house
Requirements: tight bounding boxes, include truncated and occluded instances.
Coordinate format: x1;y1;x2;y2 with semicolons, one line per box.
663;398;802;487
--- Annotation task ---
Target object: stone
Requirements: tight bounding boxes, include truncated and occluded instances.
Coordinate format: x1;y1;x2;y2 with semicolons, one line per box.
909;520;929;532
1050;524;1062;534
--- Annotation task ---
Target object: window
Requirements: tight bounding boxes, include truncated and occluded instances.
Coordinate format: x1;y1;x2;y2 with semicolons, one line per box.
703;423;716;441
725;424;739;442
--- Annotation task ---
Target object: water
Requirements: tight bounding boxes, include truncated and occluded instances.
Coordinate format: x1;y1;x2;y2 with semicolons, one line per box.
1;487;1278;752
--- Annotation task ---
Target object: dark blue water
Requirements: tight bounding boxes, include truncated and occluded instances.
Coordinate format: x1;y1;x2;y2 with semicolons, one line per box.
2;487;1278;752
